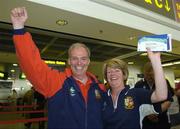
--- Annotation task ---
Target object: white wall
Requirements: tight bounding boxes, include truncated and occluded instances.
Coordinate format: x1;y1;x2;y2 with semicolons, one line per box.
127;65;142;87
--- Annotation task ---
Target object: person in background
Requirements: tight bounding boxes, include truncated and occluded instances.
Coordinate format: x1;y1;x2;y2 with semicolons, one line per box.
102;49;168;129
23;87;34;129
174;82;180;111
23;87;47;129
135;62;174;129
11;7;106;129
171;82;180;126
33;90;47;129
9;89;18;111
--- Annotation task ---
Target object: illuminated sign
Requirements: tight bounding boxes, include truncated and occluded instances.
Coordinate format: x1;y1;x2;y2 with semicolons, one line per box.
19;59;66;79
44;60;66;65
174;0;180;22
125;0;175;20
19;73;26;79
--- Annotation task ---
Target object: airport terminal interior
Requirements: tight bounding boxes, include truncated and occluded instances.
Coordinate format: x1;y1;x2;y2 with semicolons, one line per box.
0;0;180;129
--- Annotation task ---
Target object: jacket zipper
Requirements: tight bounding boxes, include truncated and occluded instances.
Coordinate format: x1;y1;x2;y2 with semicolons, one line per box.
85;103;88;129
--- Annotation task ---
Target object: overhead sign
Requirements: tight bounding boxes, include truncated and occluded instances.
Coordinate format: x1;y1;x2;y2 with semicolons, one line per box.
125;0;175;20
44;59;66;65
174;0;180;22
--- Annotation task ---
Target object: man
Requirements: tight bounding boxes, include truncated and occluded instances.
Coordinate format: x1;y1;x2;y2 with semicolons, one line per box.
23;87;34;129
11;7;106;129
33;89;47;129
135;62;173;129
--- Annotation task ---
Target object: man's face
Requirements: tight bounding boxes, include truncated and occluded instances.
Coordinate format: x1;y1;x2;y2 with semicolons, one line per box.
68;47;90;77
144;70;154;83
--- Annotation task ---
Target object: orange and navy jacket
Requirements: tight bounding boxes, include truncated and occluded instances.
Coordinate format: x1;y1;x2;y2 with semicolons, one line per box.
13;29;106;129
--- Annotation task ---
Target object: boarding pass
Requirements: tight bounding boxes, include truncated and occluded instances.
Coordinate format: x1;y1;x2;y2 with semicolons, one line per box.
137;34;172;52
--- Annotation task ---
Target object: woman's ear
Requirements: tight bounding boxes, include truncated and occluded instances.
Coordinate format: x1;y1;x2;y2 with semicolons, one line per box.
123;74;127;81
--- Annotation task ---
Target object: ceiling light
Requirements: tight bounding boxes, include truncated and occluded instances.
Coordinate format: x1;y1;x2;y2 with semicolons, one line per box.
175;80;180;83
10;69;15;73
173;61;180;65
162;63;173;67
140;53;147;56
13;63;18;66
162;60;180;67
56;19;68;26
128;62;134;65
128;36;136;40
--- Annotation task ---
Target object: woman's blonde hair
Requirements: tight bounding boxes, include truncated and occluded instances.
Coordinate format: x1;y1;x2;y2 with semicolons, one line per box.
103;58;129;84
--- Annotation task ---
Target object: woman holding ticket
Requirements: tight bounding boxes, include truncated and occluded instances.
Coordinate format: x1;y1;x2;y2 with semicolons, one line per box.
102;49;168;129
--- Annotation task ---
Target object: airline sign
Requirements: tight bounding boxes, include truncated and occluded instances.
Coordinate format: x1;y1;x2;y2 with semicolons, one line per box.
174;0;180;22
125;0;179;22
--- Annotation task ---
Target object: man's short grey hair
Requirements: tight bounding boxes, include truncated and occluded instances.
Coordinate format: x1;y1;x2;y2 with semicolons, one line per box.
68;43;91;57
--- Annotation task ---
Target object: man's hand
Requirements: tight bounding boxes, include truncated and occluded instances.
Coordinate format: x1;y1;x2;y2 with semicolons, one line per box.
147;114;159;122
11;7;28;29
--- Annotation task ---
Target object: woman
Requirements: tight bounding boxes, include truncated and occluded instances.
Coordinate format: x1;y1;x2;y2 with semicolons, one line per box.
102;50;167;129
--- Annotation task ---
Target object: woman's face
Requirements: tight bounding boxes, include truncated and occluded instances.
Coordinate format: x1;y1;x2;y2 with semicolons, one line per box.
106;67;124;88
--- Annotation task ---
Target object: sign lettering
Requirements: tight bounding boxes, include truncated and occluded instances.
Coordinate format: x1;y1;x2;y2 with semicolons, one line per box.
125;0;175;20
174;0;180;22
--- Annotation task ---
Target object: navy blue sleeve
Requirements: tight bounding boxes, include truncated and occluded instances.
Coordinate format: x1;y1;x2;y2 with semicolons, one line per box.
133;88;152;104
166;80;174;102
167;90;173;102
153;103;162;113
134;80;144;88
13;28;25;35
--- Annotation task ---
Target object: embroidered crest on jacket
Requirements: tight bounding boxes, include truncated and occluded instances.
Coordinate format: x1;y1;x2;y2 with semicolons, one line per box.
124;96;134;109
